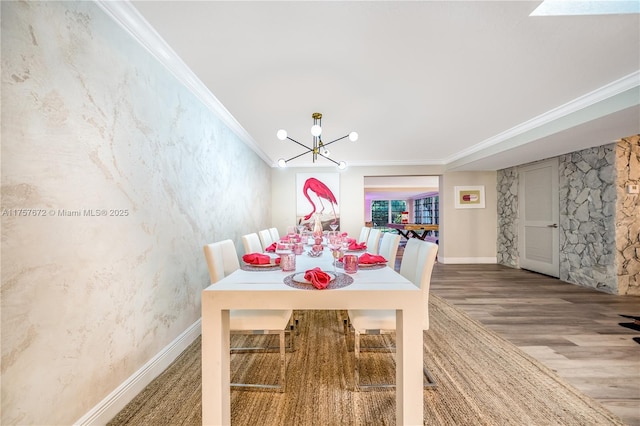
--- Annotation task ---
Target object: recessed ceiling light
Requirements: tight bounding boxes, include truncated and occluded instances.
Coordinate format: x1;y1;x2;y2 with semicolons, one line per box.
530;0;640;16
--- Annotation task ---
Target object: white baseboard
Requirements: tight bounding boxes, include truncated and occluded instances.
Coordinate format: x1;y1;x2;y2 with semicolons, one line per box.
75;319;202;426
439;257;497;264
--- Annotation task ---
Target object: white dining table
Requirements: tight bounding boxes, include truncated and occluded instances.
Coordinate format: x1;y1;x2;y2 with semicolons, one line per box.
201;246;424;425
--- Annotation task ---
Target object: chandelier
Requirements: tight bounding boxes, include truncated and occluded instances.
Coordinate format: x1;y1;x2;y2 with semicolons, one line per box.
276;112;358;169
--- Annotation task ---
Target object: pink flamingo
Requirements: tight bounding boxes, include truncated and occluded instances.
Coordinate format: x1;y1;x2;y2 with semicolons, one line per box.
302;178;338;223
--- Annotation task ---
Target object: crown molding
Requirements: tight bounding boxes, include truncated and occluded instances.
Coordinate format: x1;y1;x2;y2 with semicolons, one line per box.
445;70;640;165
94;0;273;165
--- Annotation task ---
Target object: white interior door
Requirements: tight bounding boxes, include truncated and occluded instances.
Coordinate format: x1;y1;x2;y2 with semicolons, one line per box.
518;158;559;277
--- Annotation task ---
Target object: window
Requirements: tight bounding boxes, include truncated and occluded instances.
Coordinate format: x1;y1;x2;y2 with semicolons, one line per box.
371;200;407;229
371;200;388;228
415;195;439;225
390;200;407;224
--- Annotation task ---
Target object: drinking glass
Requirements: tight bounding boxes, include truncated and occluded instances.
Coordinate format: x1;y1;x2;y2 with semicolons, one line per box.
344;254;358;274
280;253;296;272
330;224;339;232
275;242;292;254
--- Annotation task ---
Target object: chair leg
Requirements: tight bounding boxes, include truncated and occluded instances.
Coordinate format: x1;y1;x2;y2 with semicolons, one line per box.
353;330;437;391
354;329;360;391
279;330;286;393
423;366;437;388
230;329;287;392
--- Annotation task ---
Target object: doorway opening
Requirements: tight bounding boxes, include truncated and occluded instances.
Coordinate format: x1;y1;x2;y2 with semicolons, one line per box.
364;175;440;244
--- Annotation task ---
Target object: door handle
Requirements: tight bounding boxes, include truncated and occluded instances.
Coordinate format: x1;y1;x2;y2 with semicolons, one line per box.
547;224;558;228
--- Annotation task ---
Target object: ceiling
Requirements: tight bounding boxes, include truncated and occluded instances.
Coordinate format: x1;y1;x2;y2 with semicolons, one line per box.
125;1;639;171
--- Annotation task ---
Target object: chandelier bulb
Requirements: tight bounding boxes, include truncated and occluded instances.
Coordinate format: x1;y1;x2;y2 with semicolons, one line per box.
277;113;353;168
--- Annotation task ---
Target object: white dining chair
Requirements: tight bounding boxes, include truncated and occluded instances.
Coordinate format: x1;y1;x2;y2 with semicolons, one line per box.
242;233;263;254
258;229;274;251
269;227;280;242
358;226;371;244
347;239;438;391
377;232;401;267
203;239;294;392
365;228;382;255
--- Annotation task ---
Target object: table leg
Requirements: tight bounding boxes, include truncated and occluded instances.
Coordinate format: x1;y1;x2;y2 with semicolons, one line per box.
397;230;411;240
396;307;424;425
202;297;230;425
408;230;429;240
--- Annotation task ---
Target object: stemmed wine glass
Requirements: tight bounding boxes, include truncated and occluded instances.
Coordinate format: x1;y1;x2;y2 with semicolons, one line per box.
327;234;342;273
329;223;339;232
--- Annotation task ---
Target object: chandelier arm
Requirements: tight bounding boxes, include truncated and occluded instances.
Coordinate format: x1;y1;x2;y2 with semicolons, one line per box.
284;150;315;162
286;136;314;151
321;134;349;147
317;152;341;166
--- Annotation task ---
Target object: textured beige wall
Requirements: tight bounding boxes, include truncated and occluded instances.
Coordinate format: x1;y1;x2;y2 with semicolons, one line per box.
439;171;498;262
1;1;271;424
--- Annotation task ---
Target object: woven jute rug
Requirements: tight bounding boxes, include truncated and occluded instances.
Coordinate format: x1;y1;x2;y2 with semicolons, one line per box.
108;295;624;425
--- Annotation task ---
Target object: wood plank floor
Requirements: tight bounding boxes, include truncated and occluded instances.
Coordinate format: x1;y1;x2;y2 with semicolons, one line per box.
427;262;640;425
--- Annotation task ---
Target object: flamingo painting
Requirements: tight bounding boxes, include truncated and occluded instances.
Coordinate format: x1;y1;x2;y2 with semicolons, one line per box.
302;177;338;223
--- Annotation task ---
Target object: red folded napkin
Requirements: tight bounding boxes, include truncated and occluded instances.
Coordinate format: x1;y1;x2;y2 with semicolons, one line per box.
358;253;387;264
242;253;273;265
349;241;367;251
304;267;332;289
265;242;277;252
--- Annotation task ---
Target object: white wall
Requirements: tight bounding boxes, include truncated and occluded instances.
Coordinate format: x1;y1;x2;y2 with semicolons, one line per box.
1;2;271;424
271;166;497;262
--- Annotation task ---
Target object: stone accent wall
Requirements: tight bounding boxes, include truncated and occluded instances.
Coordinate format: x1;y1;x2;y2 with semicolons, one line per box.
496;136;639;296
559;145;618;294
497;167;519;267
615;135;640;295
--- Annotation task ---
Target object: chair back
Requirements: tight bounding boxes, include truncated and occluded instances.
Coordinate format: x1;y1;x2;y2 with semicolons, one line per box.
269;227;280;242
358;226;370;244
399;238;421;283
258;229;274;250
399;239;438;329
203;239;240;283
241;233;263;254
365;228;382;254
378;232;401;263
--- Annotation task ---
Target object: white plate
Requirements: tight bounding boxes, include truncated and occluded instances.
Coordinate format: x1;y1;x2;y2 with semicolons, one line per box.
293;272;336;284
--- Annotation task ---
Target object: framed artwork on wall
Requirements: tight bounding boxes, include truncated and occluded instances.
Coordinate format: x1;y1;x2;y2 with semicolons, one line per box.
454;185;485;209
296;173;340;230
